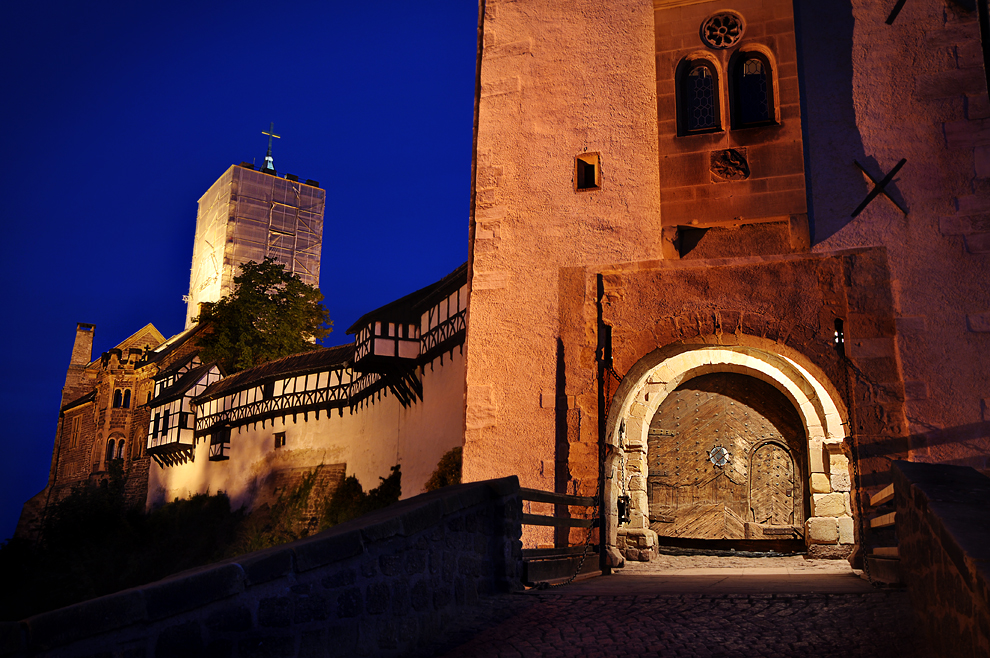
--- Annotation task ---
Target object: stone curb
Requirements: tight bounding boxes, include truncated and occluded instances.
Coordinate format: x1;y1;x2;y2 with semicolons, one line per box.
144;563;246;620
23;589;147;652
0;623;25;657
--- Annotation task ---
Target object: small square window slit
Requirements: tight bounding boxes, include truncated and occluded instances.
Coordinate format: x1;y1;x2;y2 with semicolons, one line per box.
274;431;286;449
575;153;601;191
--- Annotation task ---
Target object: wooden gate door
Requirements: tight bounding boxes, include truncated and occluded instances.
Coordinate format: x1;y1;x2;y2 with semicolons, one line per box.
646;372;806;541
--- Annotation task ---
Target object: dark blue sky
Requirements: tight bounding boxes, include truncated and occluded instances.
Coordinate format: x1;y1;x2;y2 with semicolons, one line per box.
0;1;478;541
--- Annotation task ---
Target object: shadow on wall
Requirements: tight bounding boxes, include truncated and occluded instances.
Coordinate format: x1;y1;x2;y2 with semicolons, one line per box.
854;419;990;487
908;419;990;471
554;337;571;548
795;1;898;243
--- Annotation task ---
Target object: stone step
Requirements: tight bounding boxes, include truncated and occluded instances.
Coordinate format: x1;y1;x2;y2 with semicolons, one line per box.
865;555;902;585
870;484;895;507
870;512;896;528
872;546;899;558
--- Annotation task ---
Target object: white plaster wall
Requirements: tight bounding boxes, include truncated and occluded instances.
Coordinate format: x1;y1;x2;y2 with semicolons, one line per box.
147;350;466;511
185;167;232;329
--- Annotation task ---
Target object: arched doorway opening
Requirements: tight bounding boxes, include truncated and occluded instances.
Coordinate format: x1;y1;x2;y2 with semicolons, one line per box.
646;372;807;551
603;340;853;563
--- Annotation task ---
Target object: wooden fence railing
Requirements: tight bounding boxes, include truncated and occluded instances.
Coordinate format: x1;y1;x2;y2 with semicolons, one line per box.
519;487;600;585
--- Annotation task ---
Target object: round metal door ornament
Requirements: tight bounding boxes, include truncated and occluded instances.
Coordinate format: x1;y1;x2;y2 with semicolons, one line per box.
707;444;731;467
700;12;745;49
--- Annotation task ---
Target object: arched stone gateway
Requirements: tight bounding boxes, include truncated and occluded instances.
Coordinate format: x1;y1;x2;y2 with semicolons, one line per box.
603;341;854;563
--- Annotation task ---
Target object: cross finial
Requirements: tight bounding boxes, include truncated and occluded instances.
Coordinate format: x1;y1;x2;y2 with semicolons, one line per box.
261;122;281;173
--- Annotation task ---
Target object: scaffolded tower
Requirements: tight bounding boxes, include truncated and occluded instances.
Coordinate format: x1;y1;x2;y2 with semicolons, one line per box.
184;142;325;328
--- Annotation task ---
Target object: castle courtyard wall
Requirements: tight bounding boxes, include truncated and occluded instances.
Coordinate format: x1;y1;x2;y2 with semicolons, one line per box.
149;350;466;510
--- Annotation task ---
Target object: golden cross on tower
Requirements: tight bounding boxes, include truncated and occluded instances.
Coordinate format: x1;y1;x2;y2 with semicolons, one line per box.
261;122;281;173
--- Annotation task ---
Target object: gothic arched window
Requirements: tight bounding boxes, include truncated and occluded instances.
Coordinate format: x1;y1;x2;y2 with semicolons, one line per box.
106;439;115;464
122;390;131;409
680;59;721;134
116;440;125;460
112;390;123;408
733;52;775;127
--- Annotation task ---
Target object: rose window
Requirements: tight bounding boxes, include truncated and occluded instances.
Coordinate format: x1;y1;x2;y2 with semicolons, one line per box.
701;13;744;49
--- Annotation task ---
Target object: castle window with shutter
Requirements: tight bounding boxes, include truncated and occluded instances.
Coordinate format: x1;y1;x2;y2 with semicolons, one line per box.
68;415;81;448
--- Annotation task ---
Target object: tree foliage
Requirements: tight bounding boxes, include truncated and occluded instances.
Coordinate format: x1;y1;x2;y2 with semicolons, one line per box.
0;463;403;621
424;447;462;492
194;258;332;373
0;474;241;621
322;465;402;529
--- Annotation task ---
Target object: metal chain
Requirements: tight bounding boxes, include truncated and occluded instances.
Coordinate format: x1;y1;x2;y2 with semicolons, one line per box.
840;352;881;587
848;426;878;587
535;461;602;589
534;366;621;589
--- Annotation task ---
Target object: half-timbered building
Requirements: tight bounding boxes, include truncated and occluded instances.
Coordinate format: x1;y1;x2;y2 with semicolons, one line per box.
145;263;468;512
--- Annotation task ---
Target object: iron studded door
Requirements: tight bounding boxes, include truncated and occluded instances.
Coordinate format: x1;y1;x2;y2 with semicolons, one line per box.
646;373;805;541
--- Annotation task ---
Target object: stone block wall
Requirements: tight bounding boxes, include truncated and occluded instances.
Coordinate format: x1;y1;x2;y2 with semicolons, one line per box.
0;477;523;658
893;461;990;658
655;0;807;230
582;248;903;559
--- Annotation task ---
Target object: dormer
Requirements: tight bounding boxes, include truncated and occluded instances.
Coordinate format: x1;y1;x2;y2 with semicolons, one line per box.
352;320;421;371
146;359;221;464
346;263;467;373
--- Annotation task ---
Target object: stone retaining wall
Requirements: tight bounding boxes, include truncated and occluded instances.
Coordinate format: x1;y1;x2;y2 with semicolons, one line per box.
0;477;523;658
893;461;990;658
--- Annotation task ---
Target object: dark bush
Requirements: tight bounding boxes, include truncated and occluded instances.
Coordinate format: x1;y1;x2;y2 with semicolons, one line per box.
424;447;462;492
322;465;401;529
0;463;402;621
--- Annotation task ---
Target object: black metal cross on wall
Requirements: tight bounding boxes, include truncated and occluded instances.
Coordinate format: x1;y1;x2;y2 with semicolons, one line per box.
851;158;908;218
886;0;909;25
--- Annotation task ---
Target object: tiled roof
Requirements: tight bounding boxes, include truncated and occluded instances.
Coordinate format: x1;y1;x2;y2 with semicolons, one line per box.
346;262;467;334
194;344;354;402
61;390;97;413
137;323;207;368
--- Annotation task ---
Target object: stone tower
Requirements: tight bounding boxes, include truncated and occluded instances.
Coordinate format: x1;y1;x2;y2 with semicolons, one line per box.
462;0;990;564
184;161;326;328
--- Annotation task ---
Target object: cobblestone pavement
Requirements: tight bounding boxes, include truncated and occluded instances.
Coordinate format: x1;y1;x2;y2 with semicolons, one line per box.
430;557;930;658
627;554;863;573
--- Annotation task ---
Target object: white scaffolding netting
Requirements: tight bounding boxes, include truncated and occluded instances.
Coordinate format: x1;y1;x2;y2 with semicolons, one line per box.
186;165;326;327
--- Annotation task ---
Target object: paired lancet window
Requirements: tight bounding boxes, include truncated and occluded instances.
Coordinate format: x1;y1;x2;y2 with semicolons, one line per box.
678;51;775;135
112;389;132;409
105;438;125;463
